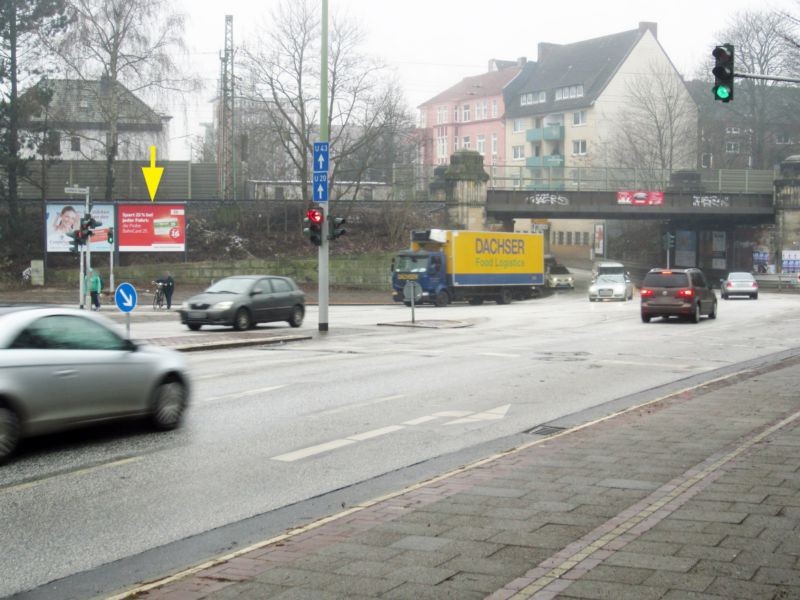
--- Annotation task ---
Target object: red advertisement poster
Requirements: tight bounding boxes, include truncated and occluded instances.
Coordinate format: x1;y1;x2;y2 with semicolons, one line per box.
118;204;186;251
616;190;664;206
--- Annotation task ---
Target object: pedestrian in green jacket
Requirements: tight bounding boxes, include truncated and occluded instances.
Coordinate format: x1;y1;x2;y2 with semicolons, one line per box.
85;269;102;310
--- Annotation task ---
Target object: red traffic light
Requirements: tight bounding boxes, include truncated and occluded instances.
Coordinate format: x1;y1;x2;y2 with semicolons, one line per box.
712;45;731;62
306;208;324;224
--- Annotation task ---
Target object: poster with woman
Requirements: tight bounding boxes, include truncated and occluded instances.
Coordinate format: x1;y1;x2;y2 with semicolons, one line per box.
46;203;115;252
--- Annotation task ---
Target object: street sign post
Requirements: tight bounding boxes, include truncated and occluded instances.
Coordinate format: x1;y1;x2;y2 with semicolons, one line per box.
115;282;138;338
403;281;423;323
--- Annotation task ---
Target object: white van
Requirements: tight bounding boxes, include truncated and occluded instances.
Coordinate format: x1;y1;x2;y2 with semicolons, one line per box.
593;261;626;278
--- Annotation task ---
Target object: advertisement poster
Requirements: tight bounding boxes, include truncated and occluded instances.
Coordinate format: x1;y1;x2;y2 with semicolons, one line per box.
616;190;664;206
118;204;186;251
46;203;115;253
593;223;605;256
675;229;697;267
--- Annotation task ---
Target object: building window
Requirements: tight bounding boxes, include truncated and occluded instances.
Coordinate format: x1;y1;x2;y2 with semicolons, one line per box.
477;134;485;155
582;232;590;246
512;145;525;160
776;133;794;145
436;106;447;124
491;133;497;156
436;135;448;160
512;118;524;133
520;91;546;105
701;153;712;168
725;126;740;135
462;104;470;122
453;137;458;151
480;102;487;119
462;136;471;149
555;85;584;101
557;231;564;245
491;99;498;118
572;110;586;126
726;142;740;154
70;136;81;152
572;140;587;155
566;232;573;245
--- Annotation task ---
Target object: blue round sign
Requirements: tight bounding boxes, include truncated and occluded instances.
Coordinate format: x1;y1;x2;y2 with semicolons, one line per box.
115;282;138;313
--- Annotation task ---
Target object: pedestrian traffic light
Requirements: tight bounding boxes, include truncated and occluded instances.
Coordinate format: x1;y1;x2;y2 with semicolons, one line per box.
107;227;114;245
303;208;324;246
712;44;734;102
328;216;346;240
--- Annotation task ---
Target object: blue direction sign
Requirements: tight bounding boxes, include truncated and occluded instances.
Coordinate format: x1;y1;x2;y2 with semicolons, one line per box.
115;282;138;313
313;142;329;173
313;172;329;202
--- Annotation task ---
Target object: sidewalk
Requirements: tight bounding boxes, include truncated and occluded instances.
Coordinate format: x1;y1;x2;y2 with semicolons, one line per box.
106;351;800;600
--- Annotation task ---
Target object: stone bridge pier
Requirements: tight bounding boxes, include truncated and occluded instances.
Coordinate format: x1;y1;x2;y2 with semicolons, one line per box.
775;156;800;273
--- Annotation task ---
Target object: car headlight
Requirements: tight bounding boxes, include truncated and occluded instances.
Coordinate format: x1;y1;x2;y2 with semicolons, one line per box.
213;301;234;310
588;285;597;294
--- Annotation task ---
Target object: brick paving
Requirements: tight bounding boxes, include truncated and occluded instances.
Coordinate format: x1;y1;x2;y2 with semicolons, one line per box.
102;352;800;600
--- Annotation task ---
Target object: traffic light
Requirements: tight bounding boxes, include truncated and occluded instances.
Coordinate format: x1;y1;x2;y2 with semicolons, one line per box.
663;232;675;249
303;208;324;246
328;216;346;240
712;44;734;102
66;229;86;253
107;227;114;245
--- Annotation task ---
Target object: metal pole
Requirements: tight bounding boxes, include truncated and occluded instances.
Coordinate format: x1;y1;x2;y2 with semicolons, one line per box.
84;189;91;307
318;0;329;333
79;246;85;309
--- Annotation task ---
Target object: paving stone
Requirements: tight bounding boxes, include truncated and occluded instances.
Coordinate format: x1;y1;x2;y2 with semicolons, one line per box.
604;551;697;572
387;550;460;568
324;574;400;596
690;559;758;579
386;565;458;585
554;579;666;599
595;478;662;491
438;556;529;577
442;571;511;594
579;565;653;585
704;576;781;598
486;544;552;566
390;535;451;552
660;590;731;599
641;570;714;592
381;582;484;600
672;509;748;524
334;560;397;579
639;529;725;547
317;542;401;562
733;550;797;568
622;540;682;556
753;566;800;586
677;544;741;562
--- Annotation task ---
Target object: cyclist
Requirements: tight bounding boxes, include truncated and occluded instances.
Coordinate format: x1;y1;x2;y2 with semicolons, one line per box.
155;272;175;309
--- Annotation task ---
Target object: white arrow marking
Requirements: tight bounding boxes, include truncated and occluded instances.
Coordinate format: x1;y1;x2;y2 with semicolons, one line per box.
316;184;324;198
317;154;325;170
119;289;133;307
446;404;510;425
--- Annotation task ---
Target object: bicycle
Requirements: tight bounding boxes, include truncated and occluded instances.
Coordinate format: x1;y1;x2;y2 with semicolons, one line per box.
152;281;166;310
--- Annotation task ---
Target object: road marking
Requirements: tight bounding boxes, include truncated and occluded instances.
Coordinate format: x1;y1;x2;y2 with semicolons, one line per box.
272;439;356;462
446;404;510;425
403;415;438;425
433;410;473;417
0;456;142;495
201;384;287;405
479;352;520;358
347;425;405;441
312;395;405;418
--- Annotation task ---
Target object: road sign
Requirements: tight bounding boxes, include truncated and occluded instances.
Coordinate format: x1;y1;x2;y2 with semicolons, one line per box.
313;172;329;202
115;282;138;313
313;142;329;173
403;281;422;303
64;186;89;195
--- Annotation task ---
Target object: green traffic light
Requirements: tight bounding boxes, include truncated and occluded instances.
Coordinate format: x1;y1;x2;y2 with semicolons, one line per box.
714;85;731;100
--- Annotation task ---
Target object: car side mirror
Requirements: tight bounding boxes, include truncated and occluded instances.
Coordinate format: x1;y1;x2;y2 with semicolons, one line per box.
124;339;138;352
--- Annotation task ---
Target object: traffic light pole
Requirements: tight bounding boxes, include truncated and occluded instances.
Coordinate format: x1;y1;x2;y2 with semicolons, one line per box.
84;188;91;308
318;0;329;333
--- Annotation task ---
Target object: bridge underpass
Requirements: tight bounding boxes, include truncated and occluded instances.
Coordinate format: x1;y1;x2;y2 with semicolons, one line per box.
484;188;776;276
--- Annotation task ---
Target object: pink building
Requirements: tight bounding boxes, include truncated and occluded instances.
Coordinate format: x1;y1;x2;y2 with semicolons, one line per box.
417;58;526;171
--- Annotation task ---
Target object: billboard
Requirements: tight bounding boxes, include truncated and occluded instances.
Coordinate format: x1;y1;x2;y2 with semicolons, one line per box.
117;204;186;251
616;190;664;206
593;223;605;256
46;203;115;253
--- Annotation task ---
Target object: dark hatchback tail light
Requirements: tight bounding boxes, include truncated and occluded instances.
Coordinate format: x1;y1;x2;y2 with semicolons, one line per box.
640;288;654;298
676;289;694;299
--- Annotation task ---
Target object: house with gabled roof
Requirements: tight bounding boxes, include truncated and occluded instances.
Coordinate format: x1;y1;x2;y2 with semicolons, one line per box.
20;78;171;162
416;59;526;171
503;22;696;183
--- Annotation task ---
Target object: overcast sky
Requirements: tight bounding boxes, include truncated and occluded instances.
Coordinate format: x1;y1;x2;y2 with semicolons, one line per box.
168;0;797;159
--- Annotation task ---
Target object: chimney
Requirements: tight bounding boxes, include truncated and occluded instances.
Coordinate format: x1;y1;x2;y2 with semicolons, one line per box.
517;56;527;67
639;22;657;39
537;43;560;63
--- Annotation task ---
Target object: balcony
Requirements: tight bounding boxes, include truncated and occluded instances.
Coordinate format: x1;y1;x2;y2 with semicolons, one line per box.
526;155;564;168
526;125;564;142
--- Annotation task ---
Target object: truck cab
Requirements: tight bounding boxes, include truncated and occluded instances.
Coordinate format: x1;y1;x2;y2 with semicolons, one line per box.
391;250;448;306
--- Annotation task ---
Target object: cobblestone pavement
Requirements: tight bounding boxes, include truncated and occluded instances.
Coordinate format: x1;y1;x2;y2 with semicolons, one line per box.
103;351;800;600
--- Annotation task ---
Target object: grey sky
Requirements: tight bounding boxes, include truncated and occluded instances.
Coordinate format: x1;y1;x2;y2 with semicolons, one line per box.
169;0;796;159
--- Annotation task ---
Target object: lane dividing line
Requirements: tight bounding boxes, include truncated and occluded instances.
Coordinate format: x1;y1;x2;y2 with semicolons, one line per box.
107;355;800;600
201;384;288;405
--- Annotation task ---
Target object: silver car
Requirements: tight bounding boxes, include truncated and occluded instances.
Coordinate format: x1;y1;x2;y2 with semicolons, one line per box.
0;307;190;463
588;273;633;301
721;272;759;300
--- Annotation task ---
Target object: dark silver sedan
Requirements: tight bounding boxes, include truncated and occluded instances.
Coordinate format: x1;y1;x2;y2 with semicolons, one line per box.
0;307;190;463
179;275;305;331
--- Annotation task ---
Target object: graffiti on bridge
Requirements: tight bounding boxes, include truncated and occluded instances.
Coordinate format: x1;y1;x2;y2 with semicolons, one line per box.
692;195;731;208
525;193;569;206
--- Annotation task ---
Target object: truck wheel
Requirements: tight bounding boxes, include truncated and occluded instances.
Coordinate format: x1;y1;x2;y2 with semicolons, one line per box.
434;290;449;307
497;289;513;305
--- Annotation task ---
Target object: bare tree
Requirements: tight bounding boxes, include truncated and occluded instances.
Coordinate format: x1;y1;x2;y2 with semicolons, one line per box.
238;0;413;206
607;63;697;180
48;0;195;200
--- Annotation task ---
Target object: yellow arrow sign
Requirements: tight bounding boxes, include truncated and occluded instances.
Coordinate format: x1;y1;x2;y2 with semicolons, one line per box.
142;146;164;202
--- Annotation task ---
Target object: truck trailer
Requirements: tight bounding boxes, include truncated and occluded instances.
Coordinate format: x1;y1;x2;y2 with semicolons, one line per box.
391;229;545;306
